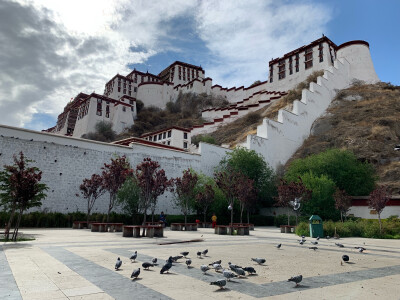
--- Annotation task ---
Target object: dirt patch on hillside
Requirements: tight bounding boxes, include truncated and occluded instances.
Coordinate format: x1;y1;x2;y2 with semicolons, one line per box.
288;82;400;193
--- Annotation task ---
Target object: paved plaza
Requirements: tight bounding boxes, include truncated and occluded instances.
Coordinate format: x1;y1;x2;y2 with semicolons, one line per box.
1;227;399;299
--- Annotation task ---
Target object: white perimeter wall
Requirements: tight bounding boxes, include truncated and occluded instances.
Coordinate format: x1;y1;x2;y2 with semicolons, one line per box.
0;125;230;215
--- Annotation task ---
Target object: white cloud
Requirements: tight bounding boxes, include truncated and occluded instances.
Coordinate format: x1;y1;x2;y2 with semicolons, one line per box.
195;0;332;87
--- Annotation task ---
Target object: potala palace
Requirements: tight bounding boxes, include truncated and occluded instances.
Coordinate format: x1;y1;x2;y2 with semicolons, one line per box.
2;35;393;218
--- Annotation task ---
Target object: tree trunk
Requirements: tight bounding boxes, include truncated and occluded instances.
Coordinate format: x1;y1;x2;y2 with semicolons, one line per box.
184;213;187;230
340;211;343;223
5;203;16;240
106;194;113;223
230;204;234;235
12;209;23;241
142;209;147;236
240;206;244;224
247;210;250;224
287;208;290;226
378;213;382;234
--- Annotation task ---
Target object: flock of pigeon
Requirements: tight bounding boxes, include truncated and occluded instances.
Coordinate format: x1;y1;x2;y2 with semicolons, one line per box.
114;236;366;290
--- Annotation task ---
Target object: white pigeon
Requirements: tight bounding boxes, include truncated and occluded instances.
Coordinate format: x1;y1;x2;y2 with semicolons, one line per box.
213;263;222;272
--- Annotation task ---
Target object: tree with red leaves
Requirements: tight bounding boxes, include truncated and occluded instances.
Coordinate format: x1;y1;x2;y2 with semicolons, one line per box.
79;174;105;224
0;152;47;241
276;178;311;226
173;169;198;226
215;168;242;232
334;188;352;223
136;158;170;225
236;175;256;224
196;183;215;223
101;156;133;223
368;186;390;234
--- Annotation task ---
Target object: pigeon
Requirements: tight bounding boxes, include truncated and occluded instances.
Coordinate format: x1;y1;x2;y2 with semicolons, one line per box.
160;257;173;274
209;260;222;266
358;248;365;253
299;240;304;245
131;268;140;279
326;236;331;239
311;241;318;245
210;279;226;289
202;249;208;256
316;236;320;240
309;246;318;250
197;251;202;257
251;258;266;265
228;262;242;270
142;262;154;270
130;251;137;262
276;244;282;249
342;255;349;262
231;266;246;277
152;258;158;265
115;257;122;270
243;267;256;274
301;235;305;239
186;259;192;268
288;275;303;286
223;269;237;281
180;251;189;258
212;263;223;272
335;243;344;248
200;265;210;274
172;255;183;262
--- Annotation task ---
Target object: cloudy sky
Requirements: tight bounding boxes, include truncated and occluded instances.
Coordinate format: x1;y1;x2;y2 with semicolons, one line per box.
0;0;399;131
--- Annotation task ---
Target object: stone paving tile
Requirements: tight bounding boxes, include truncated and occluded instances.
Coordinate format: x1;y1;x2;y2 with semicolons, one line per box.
42;247;171;300
0;245;22;300
62;286;103;297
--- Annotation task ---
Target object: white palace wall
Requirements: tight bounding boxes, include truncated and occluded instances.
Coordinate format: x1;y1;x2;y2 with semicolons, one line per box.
0;125;230;215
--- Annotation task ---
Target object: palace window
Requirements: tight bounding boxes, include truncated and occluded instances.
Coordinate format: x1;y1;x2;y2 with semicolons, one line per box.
183;142;188;149
106;105;110;118
134;87;137;92
123;89;126;94
167;141;170;145
118;87;121;92
159;133;162;140
149;136;152;141
289;57;293;75
192;70;194;78
305;48;313;69
96;99;102;116
122;106;126;112
131;106;134;112
319;43;324;62
129;100;134;105
278;60;285;80
196;70;199;77
184;132;188;139
295;53;300;72
154;135;157;141
163;132;166;139
168;130;171;138
269;65;273;83
128;91;131;96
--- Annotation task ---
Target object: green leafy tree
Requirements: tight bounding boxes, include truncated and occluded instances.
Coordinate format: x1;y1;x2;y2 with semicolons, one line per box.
82;121;117;142
172;169;198;225
334;188;352;222
285;149;376;196
0;152;47;241
300;172;338;220
219;147;276;207
117;176;141;224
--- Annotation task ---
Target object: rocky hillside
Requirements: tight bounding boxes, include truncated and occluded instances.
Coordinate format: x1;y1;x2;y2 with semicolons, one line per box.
288;82;400;194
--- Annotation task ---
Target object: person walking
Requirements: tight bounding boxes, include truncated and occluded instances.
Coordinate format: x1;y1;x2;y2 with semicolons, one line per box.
211;213;217;228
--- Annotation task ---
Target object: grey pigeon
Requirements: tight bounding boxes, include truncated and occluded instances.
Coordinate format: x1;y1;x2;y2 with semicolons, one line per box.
130;251;137;262
231;266;246;277
299;240;304;245
309;246;318;250
186;259;192;268
202;249;208;256
223;269;237;281
243;267;256;274
209;260;222;266
251;258;266;265
152;258;158;265
115;257;122;270
180;251;189;258
200;265;210;274
131;268;140;279
335;243;344;248
197;251;202;257
142;262;154;270
316;236;320;240
210;279;226;289
288;275;303;286
311;241;318;245
355;246;366;251
228;262;242;270
172;255;183;262
326;236;331;239
160;256;173;274
276;244;282;249
213;263;222;272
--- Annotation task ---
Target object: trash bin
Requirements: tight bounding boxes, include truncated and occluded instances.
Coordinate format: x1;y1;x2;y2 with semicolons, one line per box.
309;215;323;238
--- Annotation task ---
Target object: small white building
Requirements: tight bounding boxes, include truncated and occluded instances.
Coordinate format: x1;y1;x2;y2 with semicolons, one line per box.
140;126;191;150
